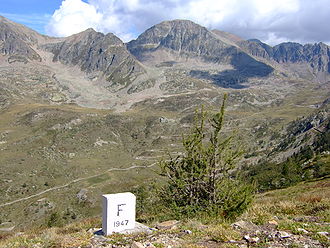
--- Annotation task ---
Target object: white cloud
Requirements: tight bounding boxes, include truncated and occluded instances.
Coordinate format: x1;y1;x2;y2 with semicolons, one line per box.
46;0;330;45
46;0;102;37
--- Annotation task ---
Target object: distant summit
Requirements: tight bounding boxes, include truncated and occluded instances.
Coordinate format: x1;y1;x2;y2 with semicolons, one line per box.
0;15;42;62
127;19;231;63
127;19;274;88
43;28;145;87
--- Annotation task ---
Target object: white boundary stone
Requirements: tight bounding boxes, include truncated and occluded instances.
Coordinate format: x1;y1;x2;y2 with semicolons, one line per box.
102;192;136;235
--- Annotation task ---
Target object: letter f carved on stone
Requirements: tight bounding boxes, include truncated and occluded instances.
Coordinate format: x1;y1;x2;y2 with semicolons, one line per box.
117;203;126;216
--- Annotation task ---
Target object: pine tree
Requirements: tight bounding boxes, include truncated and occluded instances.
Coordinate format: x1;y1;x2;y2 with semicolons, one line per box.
160;94;254;218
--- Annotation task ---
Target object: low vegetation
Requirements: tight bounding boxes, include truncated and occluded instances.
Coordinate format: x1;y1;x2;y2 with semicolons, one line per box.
158;94;254;219
133;95;255;224
1;178;329;247
246;117;330;191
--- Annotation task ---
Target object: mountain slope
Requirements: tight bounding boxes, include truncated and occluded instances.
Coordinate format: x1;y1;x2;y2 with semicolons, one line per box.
127;20;232;63
238;39;330;81
0;16;42;62
44;29;146;90
127;20;274;88
0;16;154;110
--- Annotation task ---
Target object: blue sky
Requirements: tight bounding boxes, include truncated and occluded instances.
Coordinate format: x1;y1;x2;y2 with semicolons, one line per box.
1;0;330;45
0;0;64;33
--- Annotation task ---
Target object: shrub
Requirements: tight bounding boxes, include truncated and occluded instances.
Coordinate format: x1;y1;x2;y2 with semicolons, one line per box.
159;94;255;219
47;211;63;227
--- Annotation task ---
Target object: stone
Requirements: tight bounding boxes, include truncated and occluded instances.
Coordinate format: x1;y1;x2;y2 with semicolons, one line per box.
232;220;259;231
297;228;309;234
94;138;109;147
102;192;136;235
243;235;260;243
156;220;179;230
69;153;76;159
159;117;168;123
268;220;278;226
0;225;15;232
317;231;329;236
243;235;250;241
50;93;65;102
77;189;88;202
93;235;109;243
119;222;153;235
131;241;144;248
251;237;260;243
87;228;100;234
276;231;291;238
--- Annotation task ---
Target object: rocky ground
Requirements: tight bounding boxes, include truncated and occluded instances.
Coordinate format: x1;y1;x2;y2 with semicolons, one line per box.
1;178;329;248
87;218;329;248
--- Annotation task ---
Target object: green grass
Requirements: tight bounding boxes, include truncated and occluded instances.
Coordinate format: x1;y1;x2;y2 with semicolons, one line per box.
243;178;330;246
0;101;183;229
1;174;329;247
0;74;329;231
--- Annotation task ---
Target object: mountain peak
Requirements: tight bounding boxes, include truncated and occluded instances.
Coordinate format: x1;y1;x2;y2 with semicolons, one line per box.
247;39;263;43
68;27;99;38
127;19;231;63
0;15;42;61
158;19;204;28
43;25;144;88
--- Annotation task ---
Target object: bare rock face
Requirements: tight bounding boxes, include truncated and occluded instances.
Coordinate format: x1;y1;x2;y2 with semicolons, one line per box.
238;39;274;60
44;28;145;86
127;20;274;89
300;42;330;73
127;19;233;63
239;39;330;74
0;16;41;62
272;42;330;72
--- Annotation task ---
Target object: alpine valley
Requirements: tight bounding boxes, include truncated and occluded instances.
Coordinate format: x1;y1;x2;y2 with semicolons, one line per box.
0;16;329;231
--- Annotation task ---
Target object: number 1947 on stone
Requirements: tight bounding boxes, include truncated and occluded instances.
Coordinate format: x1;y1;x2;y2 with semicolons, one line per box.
114;220;129;227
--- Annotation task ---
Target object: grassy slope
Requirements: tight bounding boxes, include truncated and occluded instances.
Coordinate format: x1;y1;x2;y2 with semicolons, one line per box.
1;178;329;247
0;68;329;230
0;101;182;229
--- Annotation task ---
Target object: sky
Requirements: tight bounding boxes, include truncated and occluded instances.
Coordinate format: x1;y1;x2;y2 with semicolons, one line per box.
1;0;330;45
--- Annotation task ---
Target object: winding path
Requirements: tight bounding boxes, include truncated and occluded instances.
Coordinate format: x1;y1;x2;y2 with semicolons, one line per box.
0;162;158;208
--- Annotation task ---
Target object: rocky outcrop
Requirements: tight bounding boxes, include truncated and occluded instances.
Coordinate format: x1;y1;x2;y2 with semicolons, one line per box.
0;16;41;61
272;42;330;72
127;20;240;64
238;39;274;60
44;28;145;84
127;20;274;88
239;39;330;73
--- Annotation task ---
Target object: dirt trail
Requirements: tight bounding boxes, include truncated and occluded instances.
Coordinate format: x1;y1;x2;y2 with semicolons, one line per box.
0;162;157;208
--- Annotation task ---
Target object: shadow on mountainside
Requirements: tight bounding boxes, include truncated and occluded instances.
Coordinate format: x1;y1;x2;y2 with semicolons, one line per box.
190;50;274;89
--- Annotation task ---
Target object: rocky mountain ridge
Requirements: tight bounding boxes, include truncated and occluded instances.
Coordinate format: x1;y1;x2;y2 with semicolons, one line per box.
127;20;274;85
1;16;330;97
1;16;330;78
240;39;330;69
43;28;146;90
0;16;43;62
238;39;330;81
